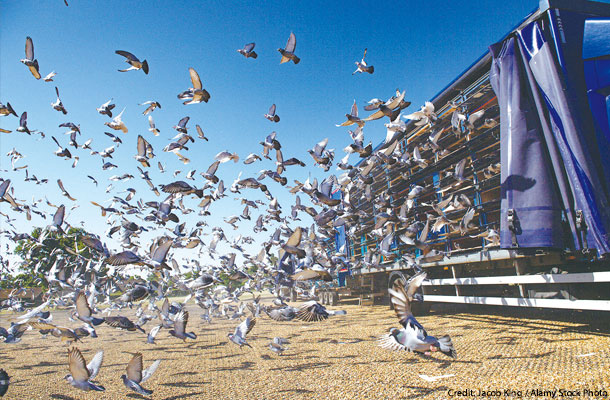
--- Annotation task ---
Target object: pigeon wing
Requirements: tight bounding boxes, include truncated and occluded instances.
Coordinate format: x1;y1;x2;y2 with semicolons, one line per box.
285;227;302;247
137;135;147;157
115;50;139;62
126;353;143;383
53;204;65;227
68;348;91;381
141;360;161;383
285;32;296;53
151;238;172;263
87;350;104;380
25;36;34;60
76;292;92;318
189;68;202;90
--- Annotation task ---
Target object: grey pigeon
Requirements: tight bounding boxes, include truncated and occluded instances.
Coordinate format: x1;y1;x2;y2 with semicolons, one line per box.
379;272;456;358
278;32;300;64
121;353;160;396
115;50;149;73
64;348;105;391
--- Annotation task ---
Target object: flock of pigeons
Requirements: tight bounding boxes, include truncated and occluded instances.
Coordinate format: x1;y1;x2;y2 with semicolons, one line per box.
0;19;481;397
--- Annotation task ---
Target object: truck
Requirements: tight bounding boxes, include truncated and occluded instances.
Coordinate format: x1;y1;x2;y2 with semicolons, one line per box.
318;0;610;312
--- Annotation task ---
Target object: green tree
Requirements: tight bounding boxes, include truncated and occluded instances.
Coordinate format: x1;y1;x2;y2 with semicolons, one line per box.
13;227;100;288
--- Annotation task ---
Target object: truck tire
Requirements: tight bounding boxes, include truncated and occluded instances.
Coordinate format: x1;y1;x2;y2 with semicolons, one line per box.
290;289;297;302
330;292;339;306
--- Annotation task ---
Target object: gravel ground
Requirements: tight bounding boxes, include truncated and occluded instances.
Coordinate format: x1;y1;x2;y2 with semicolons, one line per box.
1;301;609;400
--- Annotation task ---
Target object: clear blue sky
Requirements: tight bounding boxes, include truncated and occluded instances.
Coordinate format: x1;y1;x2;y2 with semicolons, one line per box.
0;0;560;270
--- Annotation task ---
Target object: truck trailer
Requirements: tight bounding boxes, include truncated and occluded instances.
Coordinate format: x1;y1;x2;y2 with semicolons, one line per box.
318;0;610;312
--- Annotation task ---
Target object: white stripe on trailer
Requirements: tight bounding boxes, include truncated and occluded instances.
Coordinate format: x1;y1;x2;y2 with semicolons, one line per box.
423;295;610;311
422;271;610;286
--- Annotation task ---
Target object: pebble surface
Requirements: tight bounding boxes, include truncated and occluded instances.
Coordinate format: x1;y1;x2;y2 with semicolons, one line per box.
1;301;609;399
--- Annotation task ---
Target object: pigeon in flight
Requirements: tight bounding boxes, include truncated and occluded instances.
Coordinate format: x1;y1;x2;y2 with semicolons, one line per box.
264;104;280;122
104;108;128;133
178;68;210;104
21;36;41;79
104;316;145;333
295;301;346;322
379;272;456;358
121;353;160;396
353;48;374;75
228;317;255;347
96;99;115;117
115;50;149;74
169;310;197;341
0;102;17;117
140;100;161;115
336;100;364;128
278;32;300;64
73;291;104;327
64;348;105;391
43;71;56;82
237;42;257;59
52;87;67;114
16;112;31;135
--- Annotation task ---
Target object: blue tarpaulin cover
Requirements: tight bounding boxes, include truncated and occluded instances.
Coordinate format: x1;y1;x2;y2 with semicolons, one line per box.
490;8;610;255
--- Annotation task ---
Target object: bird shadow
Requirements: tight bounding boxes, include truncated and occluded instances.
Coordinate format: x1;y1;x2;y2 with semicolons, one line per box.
278;388;314;395
402;385;449;398
172;371;199;376
162;391;206;400
488;350;555;360
50;395;79;400
212;361;255;372
34;369;57;376
160;380;209;388
126;394;150;400
270;362;331;372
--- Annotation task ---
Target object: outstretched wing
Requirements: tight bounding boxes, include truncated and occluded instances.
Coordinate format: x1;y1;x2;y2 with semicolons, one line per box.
75;291;92;318
137;135;147;157
25;36;35;60
141;359;161;383
189;68;202;90
285;32;296;53
87;350;104;380
115;50;139;62
68;347;90;381
126;353;143;383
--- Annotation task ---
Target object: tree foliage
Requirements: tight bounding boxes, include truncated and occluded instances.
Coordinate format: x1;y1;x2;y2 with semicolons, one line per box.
12;226;98;287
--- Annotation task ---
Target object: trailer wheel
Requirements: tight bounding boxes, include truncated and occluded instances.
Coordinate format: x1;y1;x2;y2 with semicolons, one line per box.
330;292;339;306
